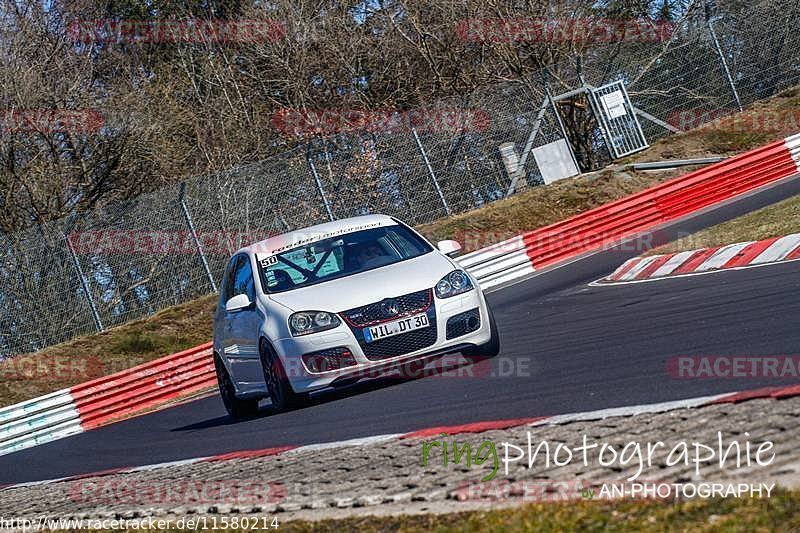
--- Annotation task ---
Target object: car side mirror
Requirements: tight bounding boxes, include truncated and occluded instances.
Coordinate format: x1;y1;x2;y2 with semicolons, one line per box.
437;240;462;257
225;293;253;312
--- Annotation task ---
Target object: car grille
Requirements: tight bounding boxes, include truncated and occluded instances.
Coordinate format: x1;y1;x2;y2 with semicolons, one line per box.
340;289;438;361
360;319;438;361
446;308;481;340
340;289;432;327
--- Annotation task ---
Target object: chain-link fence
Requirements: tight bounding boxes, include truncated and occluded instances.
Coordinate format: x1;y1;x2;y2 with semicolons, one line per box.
1;0;799;358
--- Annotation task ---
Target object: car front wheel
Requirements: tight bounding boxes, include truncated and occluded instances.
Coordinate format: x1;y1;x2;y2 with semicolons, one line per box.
260;339;310;412
215;354;259;419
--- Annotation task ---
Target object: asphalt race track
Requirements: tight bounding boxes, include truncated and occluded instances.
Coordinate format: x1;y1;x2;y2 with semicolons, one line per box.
3;176;800;484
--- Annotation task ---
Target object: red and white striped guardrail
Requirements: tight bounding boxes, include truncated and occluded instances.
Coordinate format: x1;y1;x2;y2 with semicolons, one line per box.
0;344;215;456
1;133;799;456
602;232;800;283
460;132;800;290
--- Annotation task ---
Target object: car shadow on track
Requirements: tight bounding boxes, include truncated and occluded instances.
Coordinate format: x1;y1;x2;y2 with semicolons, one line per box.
171;354;488;431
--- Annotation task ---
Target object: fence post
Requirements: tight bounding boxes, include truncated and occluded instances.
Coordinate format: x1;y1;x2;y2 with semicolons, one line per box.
178;182;217;293
706;13;743;112
306;143;335;222
412;127;450;215
63;216;104;333
506;97;549;196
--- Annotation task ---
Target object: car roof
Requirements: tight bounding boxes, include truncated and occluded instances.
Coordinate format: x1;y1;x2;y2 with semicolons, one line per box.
235;214;399;258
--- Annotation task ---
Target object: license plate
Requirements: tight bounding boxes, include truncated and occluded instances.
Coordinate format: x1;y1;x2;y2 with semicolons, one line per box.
363;313;430;343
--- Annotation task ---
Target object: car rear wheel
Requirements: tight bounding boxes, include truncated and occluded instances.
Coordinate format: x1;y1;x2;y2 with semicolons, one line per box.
260;339;310;412
215;355;260;419
463;305;500;362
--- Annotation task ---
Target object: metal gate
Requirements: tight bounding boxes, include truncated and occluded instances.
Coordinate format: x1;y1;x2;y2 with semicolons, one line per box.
589;81;649;158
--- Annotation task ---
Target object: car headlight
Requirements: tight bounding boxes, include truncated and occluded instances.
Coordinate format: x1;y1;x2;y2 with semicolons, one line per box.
289;311;341;336
435;270;474;298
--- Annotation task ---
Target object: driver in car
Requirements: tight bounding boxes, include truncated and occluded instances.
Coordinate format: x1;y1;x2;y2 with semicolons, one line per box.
352;242;392;270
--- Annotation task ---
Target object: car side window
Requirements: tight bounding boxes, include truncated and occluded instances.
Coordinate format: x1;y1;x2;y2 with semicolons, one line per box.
386;228;427;257
231;255;256;302
220;257;238;306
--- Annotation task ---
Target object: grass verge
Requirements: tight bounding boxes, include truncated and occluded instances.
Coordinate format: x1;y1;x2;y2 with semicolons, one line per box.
417;169;666;247
3;86;800;408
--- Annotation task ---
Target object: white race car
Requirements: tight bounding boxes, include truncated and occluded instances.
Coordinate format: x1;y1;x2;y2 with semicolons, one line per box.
213;214;499;417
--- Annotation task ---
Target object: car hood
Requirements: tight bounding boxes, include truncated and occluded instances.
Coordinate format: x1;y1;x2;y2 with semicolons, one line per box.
267;251;455;312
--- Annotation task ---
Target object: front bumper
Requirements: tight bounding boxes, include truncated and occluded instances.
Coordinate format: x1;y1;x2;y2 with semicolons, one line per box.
272;288;492;393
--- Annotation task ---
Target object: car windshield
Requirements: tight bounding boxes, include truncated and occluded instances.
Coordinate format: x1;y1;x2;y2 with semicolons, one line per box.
257;225;433;293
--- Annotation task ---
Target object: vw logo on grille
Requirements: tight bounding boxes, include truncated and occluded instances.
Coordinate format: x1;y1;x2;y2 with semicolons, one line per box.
380;299;401;317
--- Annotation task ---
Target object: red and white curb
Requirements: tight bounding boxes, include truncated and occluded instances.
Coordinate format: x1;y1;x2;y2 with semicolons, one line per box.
4;385;797;492
598;232;800;284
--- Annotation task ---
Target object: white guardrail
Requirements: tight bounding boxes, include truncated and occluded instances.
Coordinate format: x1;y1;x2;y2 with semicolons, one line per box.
457;234;535;290
0;389;83;456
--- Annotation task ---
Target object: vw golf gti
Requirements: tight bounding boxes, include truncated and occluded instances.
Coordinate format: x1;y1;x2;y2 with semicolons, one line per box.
213;214;500;417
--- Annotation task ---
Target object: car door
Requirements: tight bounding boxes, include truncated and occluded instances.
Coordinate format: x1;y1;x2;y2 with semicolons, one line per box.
214;257;238;361
224;254;266;390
